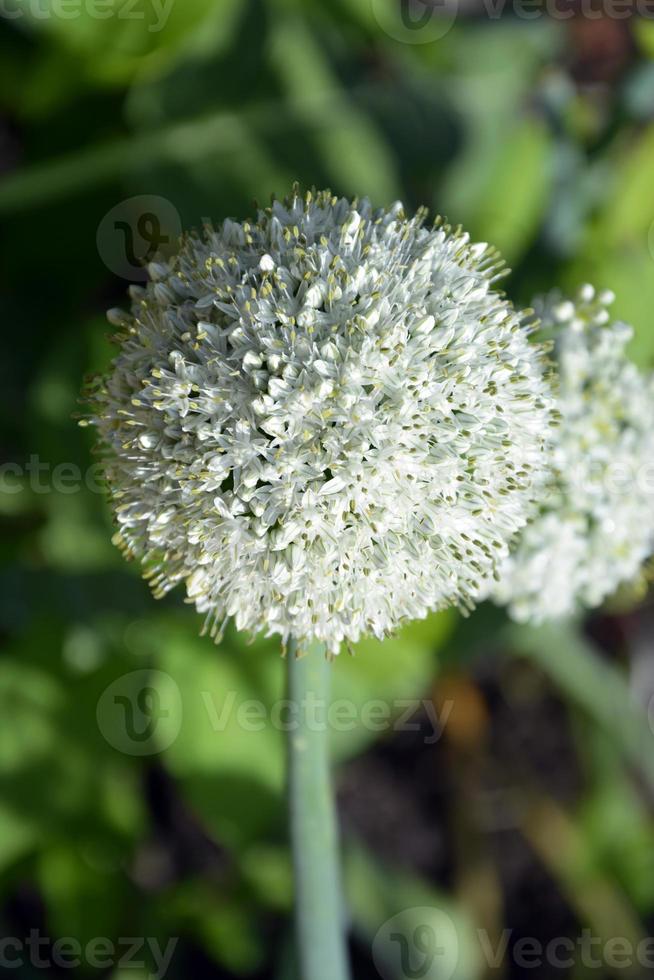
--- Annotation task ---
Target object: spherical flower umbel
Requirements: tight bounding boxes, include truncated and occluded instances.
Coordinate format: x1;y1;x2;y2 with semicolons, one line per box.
87;189;554;653
492;284;654;623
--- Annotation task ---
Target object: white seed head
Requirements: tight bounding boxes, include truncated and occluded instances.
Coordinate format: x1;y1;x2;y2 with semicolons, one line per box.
88;189;553;652
493;284;654;623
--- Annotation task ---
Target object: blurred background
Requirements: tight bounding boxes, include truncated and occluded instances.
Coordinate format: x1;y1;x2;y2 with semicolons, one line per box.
3;2;654;978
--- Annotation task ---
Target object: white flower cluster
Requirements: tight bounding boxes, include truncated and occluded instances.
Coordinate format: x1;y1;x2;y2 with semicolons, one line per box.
492;285;654;623
89;189;554;653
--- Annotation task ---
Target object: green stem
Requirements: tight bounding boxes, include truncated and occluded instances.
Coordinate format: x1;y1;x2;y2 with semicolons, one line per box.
286;638;351;980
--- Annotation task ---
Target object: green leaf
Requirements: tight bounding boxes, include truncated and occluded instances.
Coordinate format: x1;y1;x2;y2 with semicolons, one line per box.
8;0;241;86
0;660;64;775
579;747;654;912
153;611;453;847
591;125;654;247
568;246;654;369
333;612;455;760
160;879;267;974
38;844;130;948
518;793;645;954
568;124;654;367
0;805;35;872
345;841;483;980
153;619;285;848
268;11;400;202
506;622;654;792
0;622;146;850
634;19;654;59
442;116;552;264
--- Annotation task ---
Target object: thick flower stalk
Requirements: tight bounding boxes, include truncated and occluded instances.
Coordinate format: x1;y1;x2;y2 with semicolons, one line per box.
86;188;553;654
493;284;654;623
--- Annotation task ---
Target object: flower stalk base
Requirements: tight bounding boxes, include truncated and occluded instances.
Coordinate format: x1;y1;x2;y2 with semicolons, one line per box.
286;639;351;980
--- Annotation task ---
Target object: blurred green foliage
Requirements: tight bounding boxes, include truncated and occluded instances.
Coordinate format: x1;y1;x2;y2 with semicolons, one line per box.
3;3;654;978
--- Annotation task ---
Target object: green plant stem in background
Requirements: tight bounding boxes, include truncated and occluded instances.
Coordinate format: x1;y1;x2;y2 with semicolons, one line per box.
286;639;351;980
